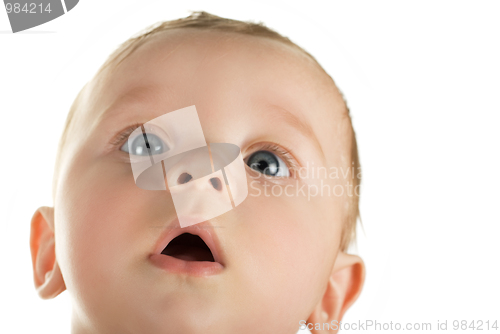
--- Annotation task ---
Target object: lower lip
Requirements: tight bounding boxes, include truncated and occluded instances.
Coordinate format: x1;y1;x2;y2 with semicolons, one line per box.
149;254;224;277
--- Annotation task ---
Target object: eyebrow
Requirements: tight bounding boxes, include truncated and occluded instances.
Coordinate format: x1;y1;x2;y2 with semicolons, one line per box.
266;104;326;165
97;87;326;165
96;85;163;125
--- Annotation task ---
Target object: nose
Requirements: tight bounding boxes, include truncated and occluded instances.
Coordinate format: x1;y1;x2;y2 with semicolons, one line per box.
176;171;224;192
164;147;234;227
164;147;225;192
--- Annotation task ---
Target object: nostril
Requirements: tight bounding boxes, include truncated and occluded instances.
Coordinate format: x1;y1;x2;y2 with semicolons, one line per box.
209;177;222;191
177;173;193;185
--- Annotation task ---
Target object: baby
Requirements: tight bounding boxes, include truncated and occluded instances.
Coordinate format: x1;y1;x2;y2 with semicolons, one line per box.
29;11;365;334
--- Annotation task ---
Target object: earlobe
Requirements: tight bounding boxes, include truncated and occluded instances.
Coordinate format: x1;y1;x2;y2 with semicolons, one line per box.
307;252;365;333
30;206;66;299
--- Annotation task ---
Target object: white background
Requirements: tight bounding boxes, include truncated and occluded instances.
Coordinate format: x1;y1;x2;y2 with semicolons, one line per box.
1;1;499;333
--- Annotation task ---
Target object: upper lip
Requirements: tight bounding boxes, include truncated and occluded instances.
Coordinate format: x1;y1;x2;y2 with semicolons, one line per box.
152;217;225;265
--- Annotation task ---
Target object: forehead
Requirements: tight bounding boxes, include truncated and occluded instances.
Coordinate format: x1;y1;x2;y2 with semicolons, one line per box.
82;29;350;165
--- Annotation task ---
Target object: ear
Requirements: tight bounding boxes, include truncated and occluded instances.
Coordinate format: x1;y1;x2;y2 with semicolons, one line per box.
307;252;365;333
30;206;66;299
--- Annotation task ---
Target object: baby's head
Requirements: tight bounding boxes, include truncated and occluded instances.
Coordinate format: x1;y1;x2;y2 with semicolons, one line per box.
30;11;364;333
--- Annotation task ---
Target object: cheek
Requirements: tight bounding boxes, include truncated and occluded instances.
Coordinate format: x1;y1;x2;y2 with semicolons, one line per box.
55;155;172;311
230;179;343;318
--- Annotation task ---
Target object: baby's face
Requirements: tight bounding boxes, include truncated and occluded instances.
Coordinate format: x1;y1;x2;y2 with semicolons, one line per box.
53;30;354;333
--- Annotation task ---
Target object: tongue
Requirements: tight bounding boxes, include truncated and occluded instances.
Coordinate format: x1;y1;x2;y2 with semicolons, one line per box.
163;244;215;262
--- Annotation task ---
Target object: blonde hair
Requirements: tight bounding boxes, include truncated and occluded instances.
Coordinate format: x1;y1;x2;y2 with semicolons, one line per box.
53;11;361;251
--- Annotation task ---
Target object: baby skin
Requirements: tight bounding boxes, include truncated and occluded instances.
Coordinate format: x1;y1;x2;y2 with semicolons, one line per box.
30;29;365;334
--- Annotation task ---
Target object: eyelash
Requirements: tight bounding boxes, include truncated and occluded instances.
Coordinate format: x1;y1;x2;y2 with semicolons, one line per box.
246;142;298;175
109;123;144;148
110;124;300;175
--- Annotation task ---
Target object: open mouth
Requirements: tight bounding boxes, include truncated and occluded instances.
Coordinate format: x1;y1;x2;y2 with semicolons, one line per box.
161;233;215;262
149;220;224;276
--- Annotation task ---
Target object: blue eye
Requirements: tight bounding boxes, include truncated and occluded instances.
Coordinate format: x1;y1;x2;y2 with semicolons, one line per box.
120;133;168;156
246;150;290;177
